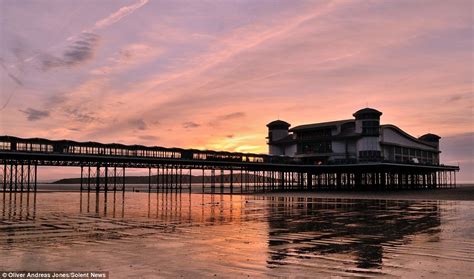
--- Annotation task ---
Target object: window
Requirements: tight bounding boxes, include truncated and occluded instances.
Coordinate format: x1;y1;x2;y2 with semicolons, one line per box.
300;141;332;154
362;121;379;135
0;142;10;150
359;150;381;160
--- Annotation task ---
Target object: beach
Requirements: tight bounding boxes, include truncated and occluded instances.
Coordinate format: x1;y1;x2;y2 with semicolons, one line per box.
1;189;473;278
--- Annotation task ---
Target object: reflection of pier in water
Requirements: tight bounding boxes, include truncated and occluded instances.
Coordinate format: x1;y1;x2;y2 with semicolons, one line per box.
1;191;36;221
264;197;442;269
0;191;247;248
1;191;445;271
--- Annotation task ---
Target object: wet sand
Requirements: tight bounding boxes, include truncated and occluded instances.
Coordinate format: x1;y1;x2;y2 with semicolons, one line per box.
256;185;474;201
36;183;474;201
1;191;473;278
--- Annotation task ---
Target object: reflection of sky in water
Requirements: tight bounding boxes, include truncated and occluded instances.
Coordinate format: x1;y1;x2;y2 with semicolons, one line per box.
1;192;473;277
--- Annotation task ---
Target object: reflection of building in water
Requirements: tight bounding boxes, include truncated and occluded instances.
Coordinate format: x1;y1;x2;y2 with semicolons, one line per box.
267;108;442;165
265;197;441;269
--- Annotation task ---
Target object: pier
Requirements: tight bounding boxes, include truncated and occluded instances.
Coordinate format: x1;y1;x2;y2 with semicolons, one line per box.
0;136;459;193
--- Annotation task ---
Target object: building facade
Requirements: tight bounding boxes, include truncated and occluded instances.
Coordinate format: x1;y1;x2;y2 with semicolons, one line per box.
267;108;441;165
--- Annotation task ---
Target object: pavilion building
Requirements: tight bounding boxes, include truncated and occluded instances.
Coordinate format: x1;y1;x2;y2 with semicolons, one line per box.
267;108;441;165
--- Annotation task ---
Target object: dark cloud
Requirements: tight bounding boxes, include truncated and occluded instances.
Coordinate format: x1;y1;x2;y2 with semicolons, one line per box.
19;108;50;121
138;135;159;141
183;121;200;128
64;108;97;123
226;134;235;138
47;93;68;106
221;112;245;120
447;92;471;103
40;32;100;71
208;111;246;127
63;33;99;64
129;118;147;130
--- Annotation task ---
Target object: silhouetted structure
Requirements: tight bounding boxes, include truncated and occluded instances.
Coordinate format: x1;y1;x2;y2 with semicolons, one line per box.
0;127;459;193
268;108;441;165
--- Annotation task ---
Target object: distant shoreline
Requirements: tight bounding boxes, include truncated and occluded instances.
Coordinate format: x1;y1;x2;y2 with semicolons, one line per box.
6;184;474;201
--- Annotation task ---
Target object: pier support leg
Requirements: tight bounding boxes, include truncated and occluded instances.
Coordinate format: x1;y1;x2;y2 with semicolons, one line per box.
80;165;84;192
220;169;224;193
14;164;18;192
104;165;108;194
27;163;31;192
189;168;192;192
202;168;205;193
230;169;233;194
33;164;37;192
113;167;117;193
2;163;6;192
87;165;91;192
96;165;100;193
307;173;312;191
148;167;152;193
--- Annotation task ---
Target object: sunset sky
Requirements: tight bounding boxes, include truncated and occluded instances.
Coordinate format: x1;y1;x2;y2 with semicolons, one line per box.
0;0;472;181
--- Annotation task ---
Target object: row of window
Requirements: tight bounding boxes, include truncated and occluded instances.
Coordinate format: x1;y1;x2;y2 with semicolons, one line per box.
300;141;332;154
192;153;263;162
359;150;381;159
3;141;269;163
296;128;332;140
17;143;54;152
392;146;438;164
65;146;180;158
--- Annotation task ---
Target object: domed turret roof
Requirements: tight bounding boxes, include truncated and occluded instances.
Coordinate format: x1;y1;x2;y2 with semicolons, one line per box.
419;133;441;142
267;120;291;129
353;107;383;118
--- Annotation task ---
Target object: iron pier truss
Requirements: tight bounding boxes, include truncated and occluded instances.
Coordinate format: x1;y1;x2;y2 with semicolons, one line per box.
0;136;459;193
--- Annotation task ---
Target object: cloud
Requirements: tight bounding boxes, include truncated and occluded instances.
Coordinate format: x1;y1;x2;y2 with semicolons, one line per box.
2;0;471;177
13;0;147;70
138;135;159;141
64;108;97;123
19;108;50;121
222;112;245;120
447;92;472;102
129;118;147;130
0;59;23;86
90;43;163;75
208;111;246;127
93;0;149;30
63;33;100;65
40;32;100;70
183;121;200;128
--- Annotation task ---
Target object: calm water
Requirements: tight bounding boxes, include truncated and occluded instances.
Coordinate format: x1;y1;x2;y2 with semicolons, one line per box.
1;191;473;278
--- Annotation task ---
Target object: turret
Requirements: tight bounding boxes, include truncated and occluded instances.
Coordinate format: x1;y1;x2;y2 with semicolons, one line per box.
419;133;440;149
353;108;383;161
266;120;291;155
267;120;290;142
353;108;382;136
